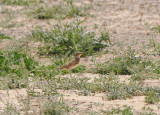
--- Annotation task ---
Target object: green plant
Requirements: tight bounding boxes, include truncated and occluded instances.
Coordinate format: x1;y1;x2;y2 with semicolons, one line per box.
148;36;160;56
72;65;87;73
140;107;157;115
151;25;160;33
1;103;20;115
31;0;91;20
0;33;10;39
66;0;89;17
105;81;143;100
99;31;111;45
145;91;160;104
0;75;28;89
30;19;109;57
92;48;158;76
93;50;142;75
0;8;18;28
84;111;100;115
32;5;65;19
103;106;133;115
0;50;38;89
33;64;60;78
0;51;38;74
130;73;147;81
46;74;144;99
1;0;43;5
42;96;70;115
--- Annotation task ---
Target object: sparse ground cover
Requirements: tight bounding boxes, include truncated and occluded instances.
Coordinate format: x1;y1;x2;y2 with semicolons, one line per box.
0;0;160;114
0;0;43;5
29;0;92;20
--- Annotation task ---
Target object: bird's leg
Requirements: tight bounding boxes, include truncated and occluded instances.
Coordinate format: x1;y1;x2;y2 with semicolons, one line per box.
69;69;72;77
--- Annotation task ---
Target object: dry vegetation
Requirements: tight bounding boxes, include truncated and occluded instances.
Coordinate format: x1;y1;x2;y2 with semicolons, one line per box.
0;0;160;114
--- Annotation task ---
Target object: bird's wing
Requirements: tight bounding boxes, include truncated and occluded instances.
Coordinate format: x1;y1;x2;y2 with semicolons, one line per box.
60;60;78;69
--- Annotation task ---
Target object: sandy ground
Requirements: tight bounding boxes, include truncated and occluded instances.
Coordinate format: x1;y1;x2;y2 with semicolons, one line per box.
0;0;160;114
0;75;159;114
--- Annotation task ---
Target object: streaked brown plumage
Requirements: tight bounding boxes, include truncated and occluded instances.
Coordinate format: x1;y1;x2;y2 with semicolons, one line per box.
60;52;83;70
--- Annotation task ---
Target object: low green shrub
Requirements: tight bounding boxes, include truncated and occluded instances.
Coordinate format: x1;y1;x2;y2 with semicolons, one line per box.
30;20;110;57
0;50;38;77
0;33;10;39
92;48;159;75
43;98;70;115
103;106;133;115
145;91;160;104
0;50;38;89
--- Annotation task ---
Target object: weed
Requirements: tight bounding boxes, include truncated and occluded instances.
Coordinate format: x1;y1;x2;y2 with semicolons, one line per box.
149;37;160;57
45;74;160;100
84;111;100;115
130;74;145;81
130;72;156;81
145;91;160;104
32;5;65;19
151;25;160;33
0;75;27;89
105;81;143;100
1;103;20;115
30;19;110;57
66;0;91;17
0;21;17;28
1;0;43;5
145;23;160;34
31;0;91;20
47;75;144;99
102;106;133;115
140;107;157;115
33;65;59;78
93;49;143;75
0;50;38;89
92;48;160;77
149;37;156;48
42;96;71;115
0;8;21;28
0;33;10;40
99;31;111;45
72;65;87;73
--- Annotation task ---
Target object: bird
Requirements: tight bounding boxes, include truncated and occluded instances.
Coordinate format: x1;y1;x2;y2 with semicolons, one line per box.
60;52;83;73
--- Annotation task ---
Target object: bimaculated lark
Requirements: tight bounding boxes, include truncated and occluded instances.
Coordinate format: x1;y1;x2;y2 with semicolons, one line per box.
60;52;83;71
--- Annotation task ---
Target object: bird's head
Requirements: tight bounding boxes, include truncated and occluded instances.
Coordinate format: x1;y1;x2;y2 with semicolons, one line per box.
74;52;83;58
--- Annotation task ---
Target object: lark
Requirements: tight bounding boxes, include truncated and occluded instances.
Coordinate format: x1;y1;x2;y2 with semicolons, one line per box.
60;52;83;72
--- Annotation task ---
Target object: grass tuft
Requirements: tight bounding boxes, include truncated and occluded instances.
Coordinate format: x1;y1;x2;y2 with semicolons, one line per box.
102;106;133;115
0;33;10;40
145;91;160;104
151;25;160;33
43;98;70;115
